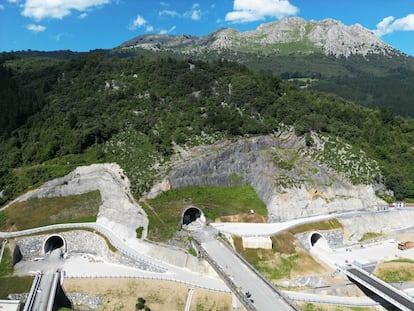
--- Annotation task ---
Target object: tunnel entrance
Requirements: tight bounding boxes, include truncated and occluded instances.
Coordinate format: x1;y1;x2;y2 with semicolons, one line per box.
309;232;329;250
310;233;323;247
43;234;66;255
182;207;202;226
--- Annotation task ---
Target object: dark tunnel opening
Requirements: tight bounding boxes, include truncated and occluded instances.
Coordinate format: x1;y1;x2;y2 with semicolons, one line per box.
310;233;323;247
44;235;65;254
182;207;202;225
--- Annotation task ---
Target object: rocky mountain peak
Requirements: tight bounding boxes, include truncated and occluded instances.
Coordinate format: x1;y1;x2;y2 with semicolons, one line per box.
120;17;400;58
240;17;398;57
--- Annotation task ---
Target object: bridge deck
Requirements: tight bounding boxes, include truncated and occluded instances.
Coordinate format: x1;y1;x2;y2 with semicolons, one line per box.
346;267;414;311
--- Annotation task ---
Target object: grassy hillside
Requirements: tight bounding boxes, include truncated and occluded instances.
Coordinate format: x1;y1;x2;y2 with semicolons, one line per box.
0;52;413;207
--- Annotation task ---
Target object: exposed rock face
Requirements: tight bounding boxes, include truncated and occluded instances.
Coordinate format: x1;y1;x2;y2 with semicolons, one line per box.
120;17;399;58
339;210;414;243
9;163;148;240
149;133;386;222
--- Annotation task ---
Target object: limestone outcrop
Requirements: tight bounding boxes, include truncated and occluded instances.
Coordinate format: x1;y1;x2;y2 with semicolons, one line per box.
121;17;399;58
149;132;386;222
9;163;148;240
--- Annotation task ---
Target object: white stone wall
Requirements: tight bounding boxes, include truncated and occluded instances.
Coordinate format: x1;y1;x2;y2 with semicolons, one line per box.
242;236;272;249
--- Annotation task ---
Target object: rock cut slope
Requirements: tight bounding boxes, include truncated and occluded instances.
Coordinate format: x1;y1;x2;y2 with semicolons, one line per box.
148;132;386;222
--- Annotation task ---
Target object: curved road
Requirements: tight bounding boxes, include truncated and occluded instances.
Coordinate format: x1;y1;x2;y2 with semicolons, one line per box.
0;222;229;293
0;222;167;272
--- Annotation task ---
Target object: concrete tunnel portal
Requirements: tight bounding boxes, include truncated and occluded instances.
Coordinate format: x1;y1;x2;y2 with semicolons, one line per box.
309;232;329;250
43;234;67;255
182;207;203;226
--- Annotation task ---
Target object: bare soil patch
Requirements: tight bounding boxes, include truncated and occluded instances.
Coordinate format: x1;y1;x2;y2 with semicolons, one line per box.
290;248;331;278
216;213;266;223
189;289;232;311
63;278;232;311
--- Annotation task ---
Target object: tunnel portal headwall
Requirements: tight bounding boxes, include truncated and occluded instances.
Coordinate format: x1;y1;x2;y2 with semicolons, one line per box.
42;234;67;256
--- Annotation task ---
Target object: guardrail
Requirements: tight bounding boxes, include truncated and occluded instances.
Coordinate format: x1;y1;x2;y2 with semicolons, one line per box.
23;272;42;311
46;271;60;311
0;239;6;264
283;291;380;306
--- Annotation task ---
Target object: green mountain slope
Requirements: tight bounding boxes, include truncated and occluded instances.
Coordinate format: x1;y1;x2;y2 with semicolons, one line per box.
118;17;414;117
0;52;413;207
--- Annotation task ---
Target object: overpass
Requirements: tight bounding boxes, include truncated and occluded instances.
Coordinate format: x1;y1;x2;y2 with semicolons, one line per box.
23;269;71;311
342;265;414;311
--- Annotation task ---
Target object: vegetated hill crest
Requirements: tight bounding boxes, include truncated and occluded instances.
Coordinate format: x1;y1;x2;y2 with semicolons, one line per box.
120;17;400;58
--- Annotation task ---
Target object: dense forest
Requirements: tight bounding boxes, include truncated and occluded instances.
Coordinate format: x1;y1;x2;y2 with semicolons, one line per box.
128;47;414;117
0;51;413;206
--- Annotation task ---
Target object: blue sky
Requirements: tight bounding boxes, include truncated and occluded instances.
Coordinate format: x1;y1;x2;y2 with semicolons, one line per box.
1;0;414;55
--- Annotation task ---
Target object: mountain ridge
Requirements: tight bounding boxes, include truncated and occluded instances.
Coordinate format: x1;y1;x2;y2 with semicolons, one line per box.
120;17;401;58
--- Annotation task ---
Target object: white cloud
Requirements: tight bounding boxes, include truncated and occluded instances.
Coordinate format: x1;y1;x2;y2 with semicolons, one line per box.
54;33;64;41
7;0;18;3
183;3;202;21
374;14;414;37
79;13;88;19
191;3;201;20
26;23;46;32
159;9;179;17
160;3;203;21
21;0;110;21
160;1;169;7
191;10;200;21
159;25;176;35
225;0;298;23
129;14;154;32
0;4;4;10
130;15;147;29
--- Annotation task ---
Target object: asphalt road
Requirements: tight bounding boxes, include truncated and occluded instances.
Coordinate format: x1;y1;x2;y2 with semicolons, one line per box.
30;251;63;311
195;227;294;311
348;268;414;310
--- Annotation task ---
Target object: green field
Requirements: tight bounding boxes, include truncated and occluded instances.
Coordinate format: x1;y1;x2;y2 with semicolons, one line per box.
0;276;34;299
358;232;383;242
0;244;33;299
0;247;13;277
288;219;343;234
0;190;101;231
